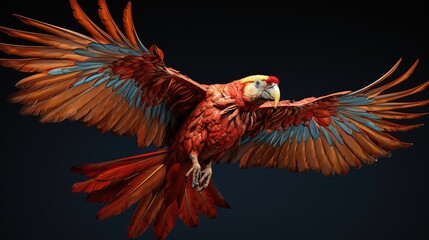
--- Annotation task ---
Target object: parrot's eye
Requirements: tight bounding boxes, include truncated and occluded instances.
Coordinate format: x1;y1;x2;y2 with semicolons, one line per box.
254;80;261;87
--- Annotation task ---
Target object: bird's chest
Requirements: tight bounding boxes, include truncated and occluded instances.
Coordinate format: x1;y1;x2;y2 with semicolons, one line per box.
179;98;247;159
205;108;246;151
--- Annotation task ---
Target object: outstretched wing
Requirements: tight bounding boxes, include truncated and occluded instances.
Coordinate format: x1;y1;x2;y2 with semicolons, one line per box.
0;0;206;148
221;59;429;176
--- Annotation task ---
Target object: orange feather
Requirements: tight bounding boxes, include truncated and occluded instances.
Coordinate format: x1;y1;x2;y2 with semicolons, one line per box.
0;26;85;49
13;14;95;45
69;0;112;44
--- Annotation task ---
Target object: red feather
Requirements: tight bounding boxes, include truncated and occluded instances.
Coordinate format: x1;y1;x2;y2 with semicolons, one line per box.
178;181;199;228
153;201;179;240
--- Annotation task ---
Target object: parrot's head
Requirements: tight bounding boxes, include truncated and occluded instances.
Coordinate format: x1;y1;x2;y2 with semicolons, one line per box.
238;75;280;108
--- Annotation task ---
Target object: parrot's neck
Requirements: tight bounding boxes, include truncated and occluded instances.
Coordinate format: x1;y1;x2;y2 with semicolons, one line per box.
221;82;266;111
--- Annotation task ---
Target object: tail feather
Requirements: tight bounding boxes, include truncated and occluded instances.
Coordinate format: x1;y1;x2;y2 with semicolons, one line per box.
153;201;179;240
86;178;133;203
206;182;231;209
127;189;164;239
71;150;168;177
197;189;217;219
178;181;199;228
71;150;230;240
96;163;165;220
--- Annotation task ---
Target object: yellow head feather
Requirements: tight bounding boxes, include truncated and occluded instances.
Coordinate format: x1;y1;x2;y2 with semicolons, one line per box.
239;75;269;83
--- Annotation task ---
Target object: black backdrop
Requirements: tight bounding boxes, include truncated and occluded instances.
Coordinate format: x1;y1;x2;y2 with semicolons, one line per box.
0;1;428;240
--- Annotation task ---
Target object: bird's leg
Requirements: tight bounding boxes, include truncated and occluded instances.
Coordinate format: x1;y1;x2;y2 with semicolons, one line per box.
198;161;213;192
185;152;201;189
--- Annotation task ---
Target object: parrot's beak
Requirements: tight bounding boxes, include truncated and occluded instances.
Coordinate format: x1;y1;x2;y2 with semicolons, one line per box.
262;84;281;108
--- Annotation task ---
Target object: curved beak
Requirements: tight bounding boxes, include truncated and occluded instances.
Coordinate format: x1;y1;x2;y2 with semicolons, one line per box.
262;84;281;108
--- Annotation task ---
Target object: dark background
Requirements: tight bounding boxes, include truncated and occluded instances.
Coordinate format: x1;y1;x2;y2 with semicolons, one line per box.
0;1;428;240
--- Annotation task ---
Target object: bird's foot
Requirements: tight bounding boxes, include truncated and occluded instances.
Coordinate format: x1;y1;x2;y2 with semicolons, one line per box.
197;164;212;192
185;162;201;189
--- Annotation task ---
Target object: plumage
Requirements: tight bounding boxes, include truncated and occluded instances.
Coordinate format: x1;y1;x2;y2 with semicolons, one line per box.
0;26;85;50
1;1;428;240
12;14;95;45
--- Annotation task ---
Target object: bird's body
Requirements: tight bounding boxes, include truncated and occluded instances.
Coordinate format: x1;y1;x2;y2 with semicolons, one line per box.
1;1;428;239
178;82;250;163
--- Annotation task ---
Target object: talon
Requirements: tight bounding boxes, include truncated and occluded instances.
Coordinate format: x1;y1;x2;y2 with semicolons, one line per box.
185;161;201;189
198;164;212;191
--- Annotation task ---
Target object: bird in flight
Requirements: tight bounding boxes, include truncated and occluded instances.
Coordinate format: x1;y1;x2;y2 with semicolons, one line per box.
1;0;428;239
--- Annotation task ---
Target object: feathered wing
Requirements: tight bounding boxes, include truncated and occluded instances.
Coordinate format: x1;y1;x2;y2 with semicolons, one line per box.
221;59;429;175
0;0;206;148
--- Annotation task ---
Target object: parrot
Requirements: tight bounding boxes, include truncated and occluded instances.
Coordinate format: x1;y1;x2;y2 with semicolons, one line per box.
0;1;428;239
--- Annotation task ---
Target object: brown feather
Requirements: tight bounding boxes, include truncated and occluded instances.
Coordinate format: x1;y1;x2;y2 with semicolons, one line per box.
41;84;106;123
287;138;298;172
0;26;85;50
153;120;166;147
14;72;47;89
126;111;145;137
333;129;363;168
332;137;362;168
145;116;159;147
82;92;119;125
241;146;257;167
333;144;350;175
0;43;87;62
362;100;429;111
98;0;132;48
352;131;390;159
16;71;81;90
70;86;112;121
373;80;429;103
350;58;402;95
12;14;95;45
313;138;334;176
296;140;309;172
305;137;320;171
116;107;140;136
0;58;74;73
97;98;128;133
335;123;375;164
9;76;79;104
122;2;140;50
374;111;429;120
351;119;412;150
108;102;133;132
371;119;424;132
254;143;270;166
262;148;278;168
366;60;419;98
111;101;137;132
325;130;350;174
69;0;113;44
19;81;92;116
277;138;291;169
320;135;343;175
